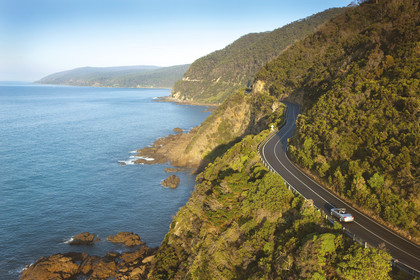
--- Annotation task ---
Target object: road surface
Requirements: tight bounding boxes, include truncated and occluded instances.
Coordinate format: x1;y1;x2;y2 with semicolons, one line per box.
260;102;420;274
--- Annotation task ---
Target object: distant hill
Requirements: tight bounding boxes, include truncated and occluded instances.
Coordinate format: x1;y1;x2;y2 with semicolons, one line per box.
169;7;346;104
37;64;190;88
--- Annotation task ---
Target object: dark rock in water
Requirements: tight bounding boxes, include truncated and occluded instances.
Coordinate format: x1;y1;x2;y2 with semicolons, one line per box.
106;231;145;247
173;127;183;133
68;232;100;245
134;158;148;164
161;175;180;189
165;167;181;173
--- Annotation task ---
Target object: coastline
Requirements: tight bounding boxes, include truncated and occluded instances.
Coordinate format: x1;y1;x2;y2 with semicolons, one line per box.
155;96;219;109
2;85;210;280
34;82;173;90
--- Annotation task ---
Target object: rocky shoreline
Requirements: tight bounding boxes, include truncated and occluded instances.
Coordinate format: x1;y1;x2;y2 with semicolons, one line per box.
155;96;219;109
132;127;204;171
20;232;155;280
21;100;213;279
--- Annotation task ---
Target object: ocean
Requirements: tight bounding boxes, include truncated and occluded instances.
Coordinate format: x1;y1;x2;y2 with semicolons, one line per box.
0;82;211;279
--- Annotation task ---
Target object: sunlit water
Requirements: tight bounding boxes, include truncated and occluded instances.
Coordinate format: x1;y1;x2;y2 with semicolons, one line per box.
0;82;211;278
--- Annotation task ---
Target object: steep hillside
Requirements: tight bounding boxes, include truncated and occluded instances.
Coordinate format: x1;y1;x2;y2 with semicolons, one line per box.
136;90;284;170
37;64;189;88
149;130;392;279
255;0;419;239
169;8;346;104
145;3;418;279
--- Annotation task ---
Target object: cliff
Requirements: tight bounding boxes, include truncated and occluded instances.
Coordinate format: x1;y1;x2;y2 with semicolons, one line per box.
137;90;285;170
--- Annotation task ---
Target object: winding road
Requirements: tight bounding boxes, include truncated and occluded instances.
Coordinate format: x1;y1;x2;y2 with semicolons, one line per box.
260;102;420;275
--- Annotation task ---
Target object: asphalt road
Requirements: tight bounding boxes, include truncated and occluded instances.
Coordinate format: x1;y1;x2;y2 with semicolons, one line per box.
260;102;420;274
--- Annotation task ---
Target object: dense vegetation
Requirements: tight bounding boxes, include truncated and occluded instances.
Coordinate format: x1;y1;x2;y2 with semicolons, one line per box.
149;129;393;279
37;64;189;88
170;8;346;104
147;1;418;278
255;0;419;238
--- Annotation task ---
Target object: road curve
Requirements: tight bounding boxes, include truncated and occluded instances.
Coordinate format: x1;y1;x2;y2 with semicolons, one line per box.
260;102;420;274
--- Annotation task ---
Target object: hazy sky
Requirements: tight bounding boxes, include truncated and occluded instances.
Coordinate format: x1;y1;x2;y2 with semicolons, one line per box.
0;0;350;81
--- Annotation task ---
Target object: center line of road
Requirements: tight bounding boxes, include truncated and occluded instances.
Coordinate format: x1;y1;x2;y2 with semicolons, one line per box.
260;104;420;268
354;221;420;262
267;132;419;261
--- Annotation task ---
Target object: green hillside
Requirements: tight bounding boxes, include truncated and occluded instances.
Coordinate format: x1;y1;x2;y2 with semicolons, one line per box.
21;1;418;279
170;8;346;104
255;0;419;239
150;129;392;279
37;64;189;88
148;1;418;279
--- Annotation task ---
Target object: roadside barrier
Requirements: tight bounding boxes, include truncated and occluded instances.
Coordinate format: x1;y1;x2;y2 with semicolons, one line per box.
257;124;420;278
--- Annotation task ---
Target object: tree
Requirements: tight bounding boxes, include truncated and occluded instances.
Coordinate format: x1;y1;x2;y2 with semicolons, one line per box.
338;245;392;280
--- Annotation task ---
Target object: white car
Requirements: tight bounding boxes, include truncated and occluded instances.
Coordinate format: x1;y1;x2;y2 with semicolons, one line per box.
331;208;354;222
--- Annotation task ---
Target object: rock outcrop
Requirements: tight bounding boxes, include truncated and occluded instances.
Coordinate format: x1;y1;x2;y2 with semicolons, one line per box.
106;232;145;247
20;242;155;279
161;175;180;189
68;232;100;245
20;253;83;280
173;127;183;133
165;167;181;173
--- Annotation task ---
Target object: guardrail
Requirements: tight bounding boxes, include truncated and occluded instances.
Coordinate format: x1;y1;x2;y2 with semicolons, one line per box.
257;124;420;278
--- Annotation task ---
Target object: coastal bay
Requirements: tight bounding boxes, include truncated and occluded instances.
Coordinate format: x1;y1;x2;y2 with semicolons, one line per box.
0;82;211;279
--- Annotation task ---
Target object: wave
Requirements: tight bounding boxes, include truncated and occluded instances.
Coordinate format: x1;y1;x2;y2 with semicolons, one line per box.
120;153;155;165
63;237;74;244
119;160;136;165
9;264;30;277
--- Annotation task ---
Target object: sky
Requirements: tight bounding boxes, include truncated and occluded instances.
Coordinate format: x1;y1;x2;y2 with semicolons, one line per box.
0;0;350;81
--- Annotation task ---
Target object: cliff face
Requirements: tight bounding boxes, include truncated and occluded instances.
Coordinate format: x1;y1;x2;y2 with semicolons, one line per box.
169;8;346;105
138;90;284;170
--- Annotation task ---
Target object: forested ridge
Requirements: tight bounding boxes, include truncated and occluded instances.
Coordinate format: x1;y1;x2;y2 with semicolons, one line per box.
170;8;346;104
37;64;189;88
255;0;419;239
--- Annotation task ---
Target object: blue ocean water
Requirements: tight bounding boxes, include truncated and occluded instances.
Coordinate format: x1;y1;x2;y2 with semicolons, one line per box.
0;82;211;279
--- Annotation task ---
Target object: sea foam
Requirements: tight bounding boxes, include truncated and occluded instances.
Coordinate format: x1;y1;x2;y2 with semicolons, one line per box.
119;154;155;165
